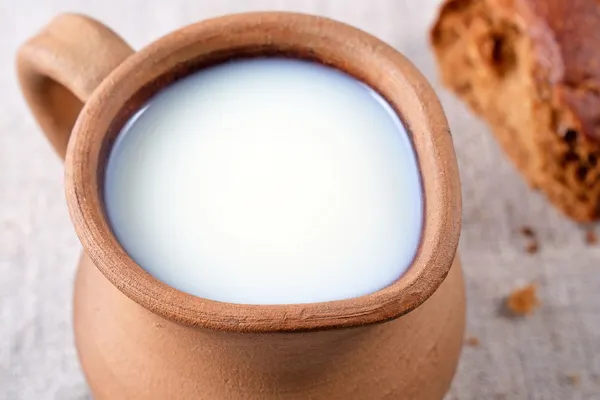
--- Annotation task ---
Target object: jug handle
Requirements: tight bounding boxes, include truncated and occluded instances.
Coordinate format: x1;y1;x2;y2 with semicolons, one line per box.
16;13;134;160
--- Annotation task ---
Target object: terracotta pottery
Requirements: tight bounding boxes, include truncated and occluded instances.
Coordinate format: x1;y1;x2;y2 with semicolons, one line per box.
17;12;465;400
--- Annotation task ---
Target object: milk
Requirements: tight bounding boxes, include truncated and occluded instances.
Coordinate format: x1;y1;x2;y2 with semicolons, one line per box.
104;58;422;305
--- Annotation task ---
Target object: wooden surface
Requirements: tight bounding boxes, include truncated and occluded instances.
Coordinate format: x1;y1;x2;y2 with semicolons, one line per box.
1;1;599;399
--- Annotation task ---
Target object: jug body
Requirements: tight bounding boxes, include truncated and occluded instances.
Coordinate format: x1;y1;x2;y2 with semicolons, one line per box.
74;253;465;400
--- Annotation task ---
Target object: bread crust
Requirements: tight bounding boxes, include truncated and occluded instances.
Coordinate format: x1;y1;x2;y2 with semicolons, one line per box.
431;0;600;221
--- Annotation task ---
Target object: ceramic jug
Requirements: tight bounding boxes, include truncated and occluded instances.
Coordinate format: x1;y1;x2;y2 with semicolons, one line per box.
17;12;465;400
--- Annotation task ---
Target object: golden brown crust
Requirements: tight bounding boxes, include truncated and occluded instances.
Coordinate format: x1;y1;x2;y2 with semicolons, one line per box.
524;0;600;141
431;0;600;221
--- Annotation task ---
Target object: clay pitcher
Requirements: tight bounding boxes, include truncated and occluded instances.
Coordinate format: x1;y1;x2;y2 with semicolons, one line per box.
17;12;465;400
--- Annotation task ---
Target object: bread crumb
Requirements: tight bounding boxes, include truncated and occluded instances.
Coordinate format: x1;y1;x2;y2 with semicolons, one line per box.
565;373;581;386
525;241;539;254
520;227;539;254
466;336;480;347
505;284;540;316
585;229;597;245
521;226;535;237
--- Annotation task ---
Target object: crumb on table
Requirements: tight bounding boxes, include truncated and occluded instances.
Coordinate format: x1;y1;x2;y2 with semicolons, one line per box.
520;226;539;254
565;373;581;386
505;284;540;316
585;229;597;245
465;336;480;347
525;241;539;254
521;226;535;237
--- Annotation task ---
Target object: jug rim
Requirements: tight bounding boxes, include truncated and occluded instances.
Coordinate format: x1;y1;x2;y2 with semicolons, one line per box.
64;11;462;332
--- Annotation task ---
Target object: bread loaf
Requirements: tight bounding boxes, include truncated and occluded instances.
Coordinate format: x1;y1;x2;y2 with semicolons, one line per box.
431;0;600;222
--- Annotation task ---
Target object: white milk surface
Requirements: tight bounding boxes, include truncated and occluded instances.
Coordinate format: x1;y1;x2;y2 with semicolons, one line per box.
104;58;422;305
